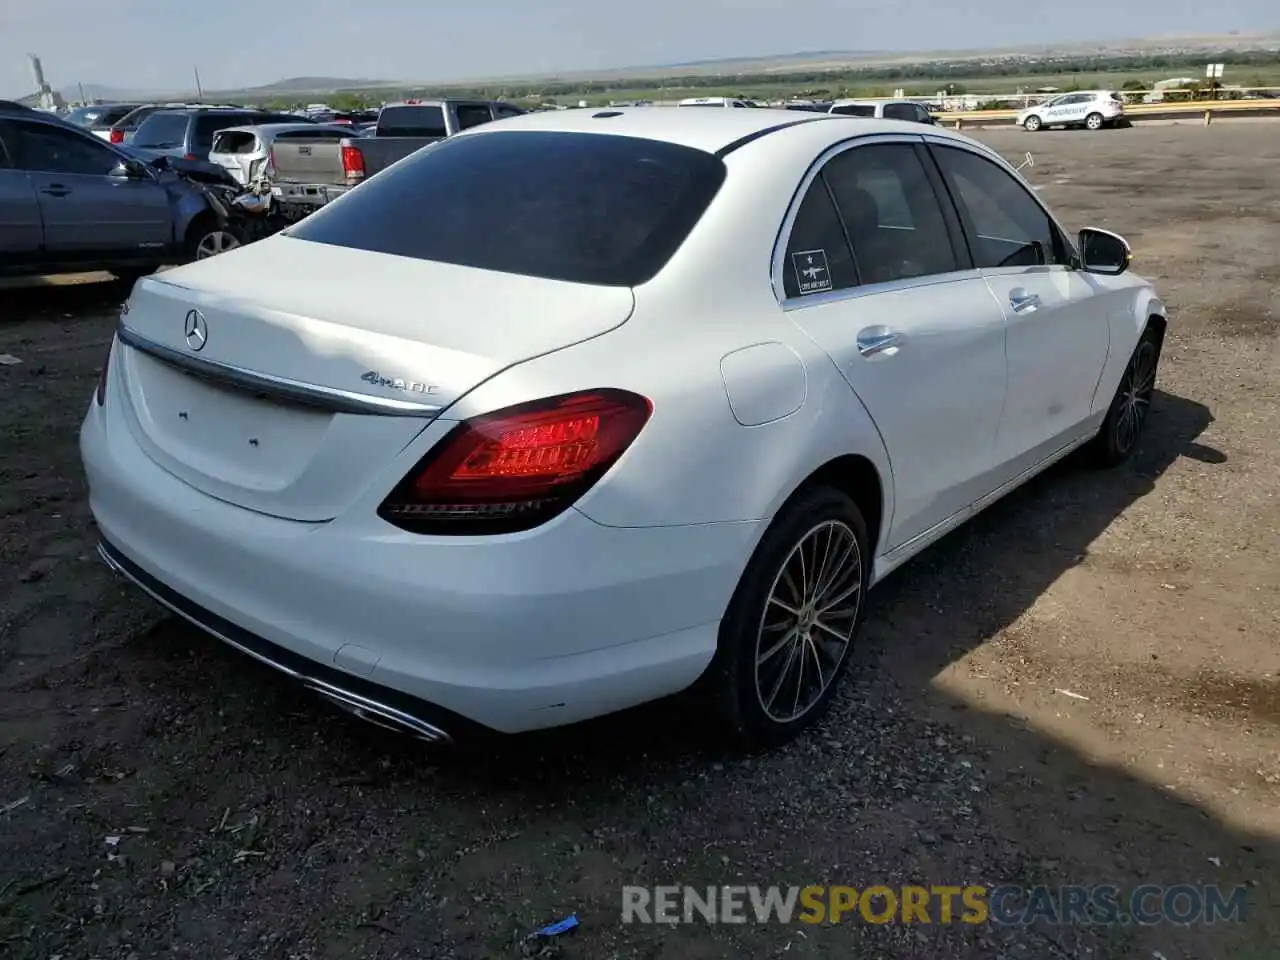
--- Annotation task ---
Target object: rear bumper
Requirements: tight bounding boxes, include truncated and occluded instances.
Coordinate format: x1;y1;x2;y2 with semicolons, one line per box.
81;396;759;734
270;182;349;208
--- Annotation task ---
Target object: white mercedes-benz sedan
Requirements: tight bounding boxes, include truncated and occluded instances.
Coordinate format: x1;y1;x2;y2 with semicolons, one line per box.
81;107;1166;749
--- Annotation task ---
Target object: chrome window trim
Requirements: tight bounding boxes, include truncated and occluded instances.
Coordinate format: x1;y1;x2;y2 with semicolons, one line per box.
116;322;443;418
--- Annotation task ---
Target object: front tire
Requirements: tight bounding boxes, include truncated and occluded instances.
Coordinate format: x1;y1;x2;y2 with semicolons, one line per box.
1023;115;1042;132
1085;112;1104;131
185;219;244;262
1089;327;1161;466
711;486;869;750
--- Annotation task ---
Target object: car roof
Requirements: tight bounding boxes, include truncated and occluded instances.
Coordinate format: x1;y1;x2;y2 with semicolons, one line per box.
831;98;915;106
214;122;346;136
453;106;945;155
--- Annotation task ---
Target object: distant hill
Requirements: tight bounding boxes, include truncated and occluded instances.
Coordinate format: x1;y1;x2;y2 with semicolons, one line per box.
39;30;1280;103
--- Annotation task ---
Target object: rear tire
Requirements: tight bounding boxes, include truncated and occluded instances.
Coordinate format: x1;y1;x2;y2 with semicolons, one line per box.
710;486;870;751
1089;327;1161;467
1085;112;1104;131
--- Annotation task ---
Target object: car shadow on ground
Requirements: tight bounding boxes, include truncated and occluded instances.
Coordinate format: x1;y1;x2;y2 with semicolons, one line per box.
94;384;1279;954
1;275;132;322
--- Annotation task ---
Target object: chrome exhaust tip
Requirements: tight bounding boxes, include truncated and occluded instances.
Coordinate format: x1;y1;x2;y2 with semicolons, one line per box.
304;680;452;744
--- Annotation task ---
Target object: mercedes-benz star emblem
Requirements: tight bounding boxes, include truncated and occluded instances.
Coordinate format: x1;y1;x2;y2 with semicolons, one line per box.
183;309;208;352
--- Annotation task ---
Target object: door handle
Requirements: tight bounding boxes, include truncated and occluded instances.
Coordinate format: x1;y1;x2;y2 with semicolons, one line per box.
856;329;902;357
40;185;71;198
1009;292;1041;313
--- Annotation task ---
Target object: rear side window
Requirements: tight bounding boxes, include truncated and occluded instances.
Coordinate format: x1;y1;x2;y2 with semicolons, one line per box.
377;106;446;137
782;177;858;298
131;113;189;148
288;130;727;287
831;104;876;117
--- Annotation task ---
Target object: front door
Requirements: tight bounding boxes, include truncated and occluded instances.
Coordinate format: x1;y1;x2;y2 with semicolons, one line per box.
9;118;172;260
777;137;1009;550
0;128;43;263
929;141;1110;473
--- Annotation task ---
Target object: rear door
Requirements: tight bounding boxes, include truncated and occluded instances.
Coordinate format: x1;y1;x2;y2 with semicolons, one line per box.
8;118;172;259
776;136;1009;549
928;140;1109;472
0;124;43;262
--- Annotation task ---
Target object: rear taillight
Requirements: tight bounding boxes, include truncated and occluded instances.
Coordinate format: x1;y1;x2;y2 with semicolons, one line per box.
109;128;125;144
96;340;113;406
378;389;652;535
266;146;277;177
341;143;365;180
183;153;197;161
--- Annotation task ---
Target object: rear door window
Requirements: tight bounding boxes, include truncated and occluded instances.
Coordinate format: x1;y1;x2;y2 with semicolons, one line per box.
822;142;959;284
131;113;189;148
287;130;727;287
376;106;447;137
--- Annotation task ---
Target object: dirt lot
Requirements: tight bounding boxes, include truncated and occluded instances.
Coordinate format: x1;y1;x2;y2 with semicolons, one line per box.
2;123;1279;960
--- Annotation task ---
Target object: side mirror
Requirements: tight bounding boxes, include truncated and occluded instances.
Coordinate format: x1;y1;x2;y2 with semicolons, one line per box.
111;159;150;180
1078;227;1131;275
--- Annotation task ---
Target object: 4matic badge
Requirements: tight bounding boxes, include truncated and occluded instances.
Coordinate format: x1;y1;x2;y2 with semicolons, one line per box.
360;371;441;396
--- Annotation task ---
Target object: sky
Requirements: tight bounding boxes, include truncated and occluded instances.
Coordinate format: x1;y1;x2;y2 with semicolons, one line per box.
0;0;1275;97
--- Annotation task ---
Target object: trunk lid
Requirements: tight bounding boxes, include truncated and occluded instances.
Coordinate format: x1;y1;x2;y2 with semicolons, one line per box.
269;140;346;183
114;235;635;522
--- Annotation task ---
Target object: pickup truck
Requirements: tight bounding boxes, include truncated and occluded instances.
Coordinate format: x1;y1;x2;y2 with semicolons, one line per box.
268;99;525;213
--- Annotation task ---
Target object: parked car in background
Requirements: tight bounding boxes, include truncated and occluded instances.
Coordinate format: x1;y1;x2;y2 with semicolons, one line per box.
209;122;353;185
828;99;936;124
106;103;201;145
0;101;248;282
83;108;1166;750
268;99;524;213
62;102;145;140
1016;91;1126;131
129;107;312;162
678;97;753;108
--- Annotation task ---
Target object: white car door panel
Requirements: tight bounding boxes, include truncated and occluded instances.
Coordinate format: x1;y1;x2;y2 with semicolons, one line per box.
776;137;1009;551
929;141;1110;475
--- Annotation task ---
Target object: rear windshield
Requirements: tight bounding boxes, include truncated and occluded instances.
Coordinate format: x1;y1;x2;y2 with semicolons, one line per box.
288;130;727;287
93;105;136;126
132;113;189;148
211;130;258;154
377;105;446;137
831;104;876;116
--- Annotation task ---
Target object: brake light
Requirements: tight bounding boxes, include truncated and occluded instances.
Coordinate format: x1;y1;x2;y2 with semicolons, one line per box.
109;128;125;144
341;143;365;180
378;389;652;535
183;153;197;161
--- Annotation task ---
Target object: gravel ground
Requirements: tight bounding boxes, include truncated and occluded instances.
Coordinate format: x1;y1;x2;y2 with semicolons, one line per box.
1;122;1278;960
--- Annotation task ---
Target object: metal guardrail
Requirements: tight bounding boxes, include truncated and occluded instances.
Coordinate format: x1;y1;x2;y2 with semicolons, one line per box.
939;98;1280;126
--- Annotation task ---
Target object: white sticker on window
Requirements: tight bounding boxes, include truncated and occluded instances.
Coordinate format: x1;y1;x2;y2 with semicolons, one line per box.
792;249;833;295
